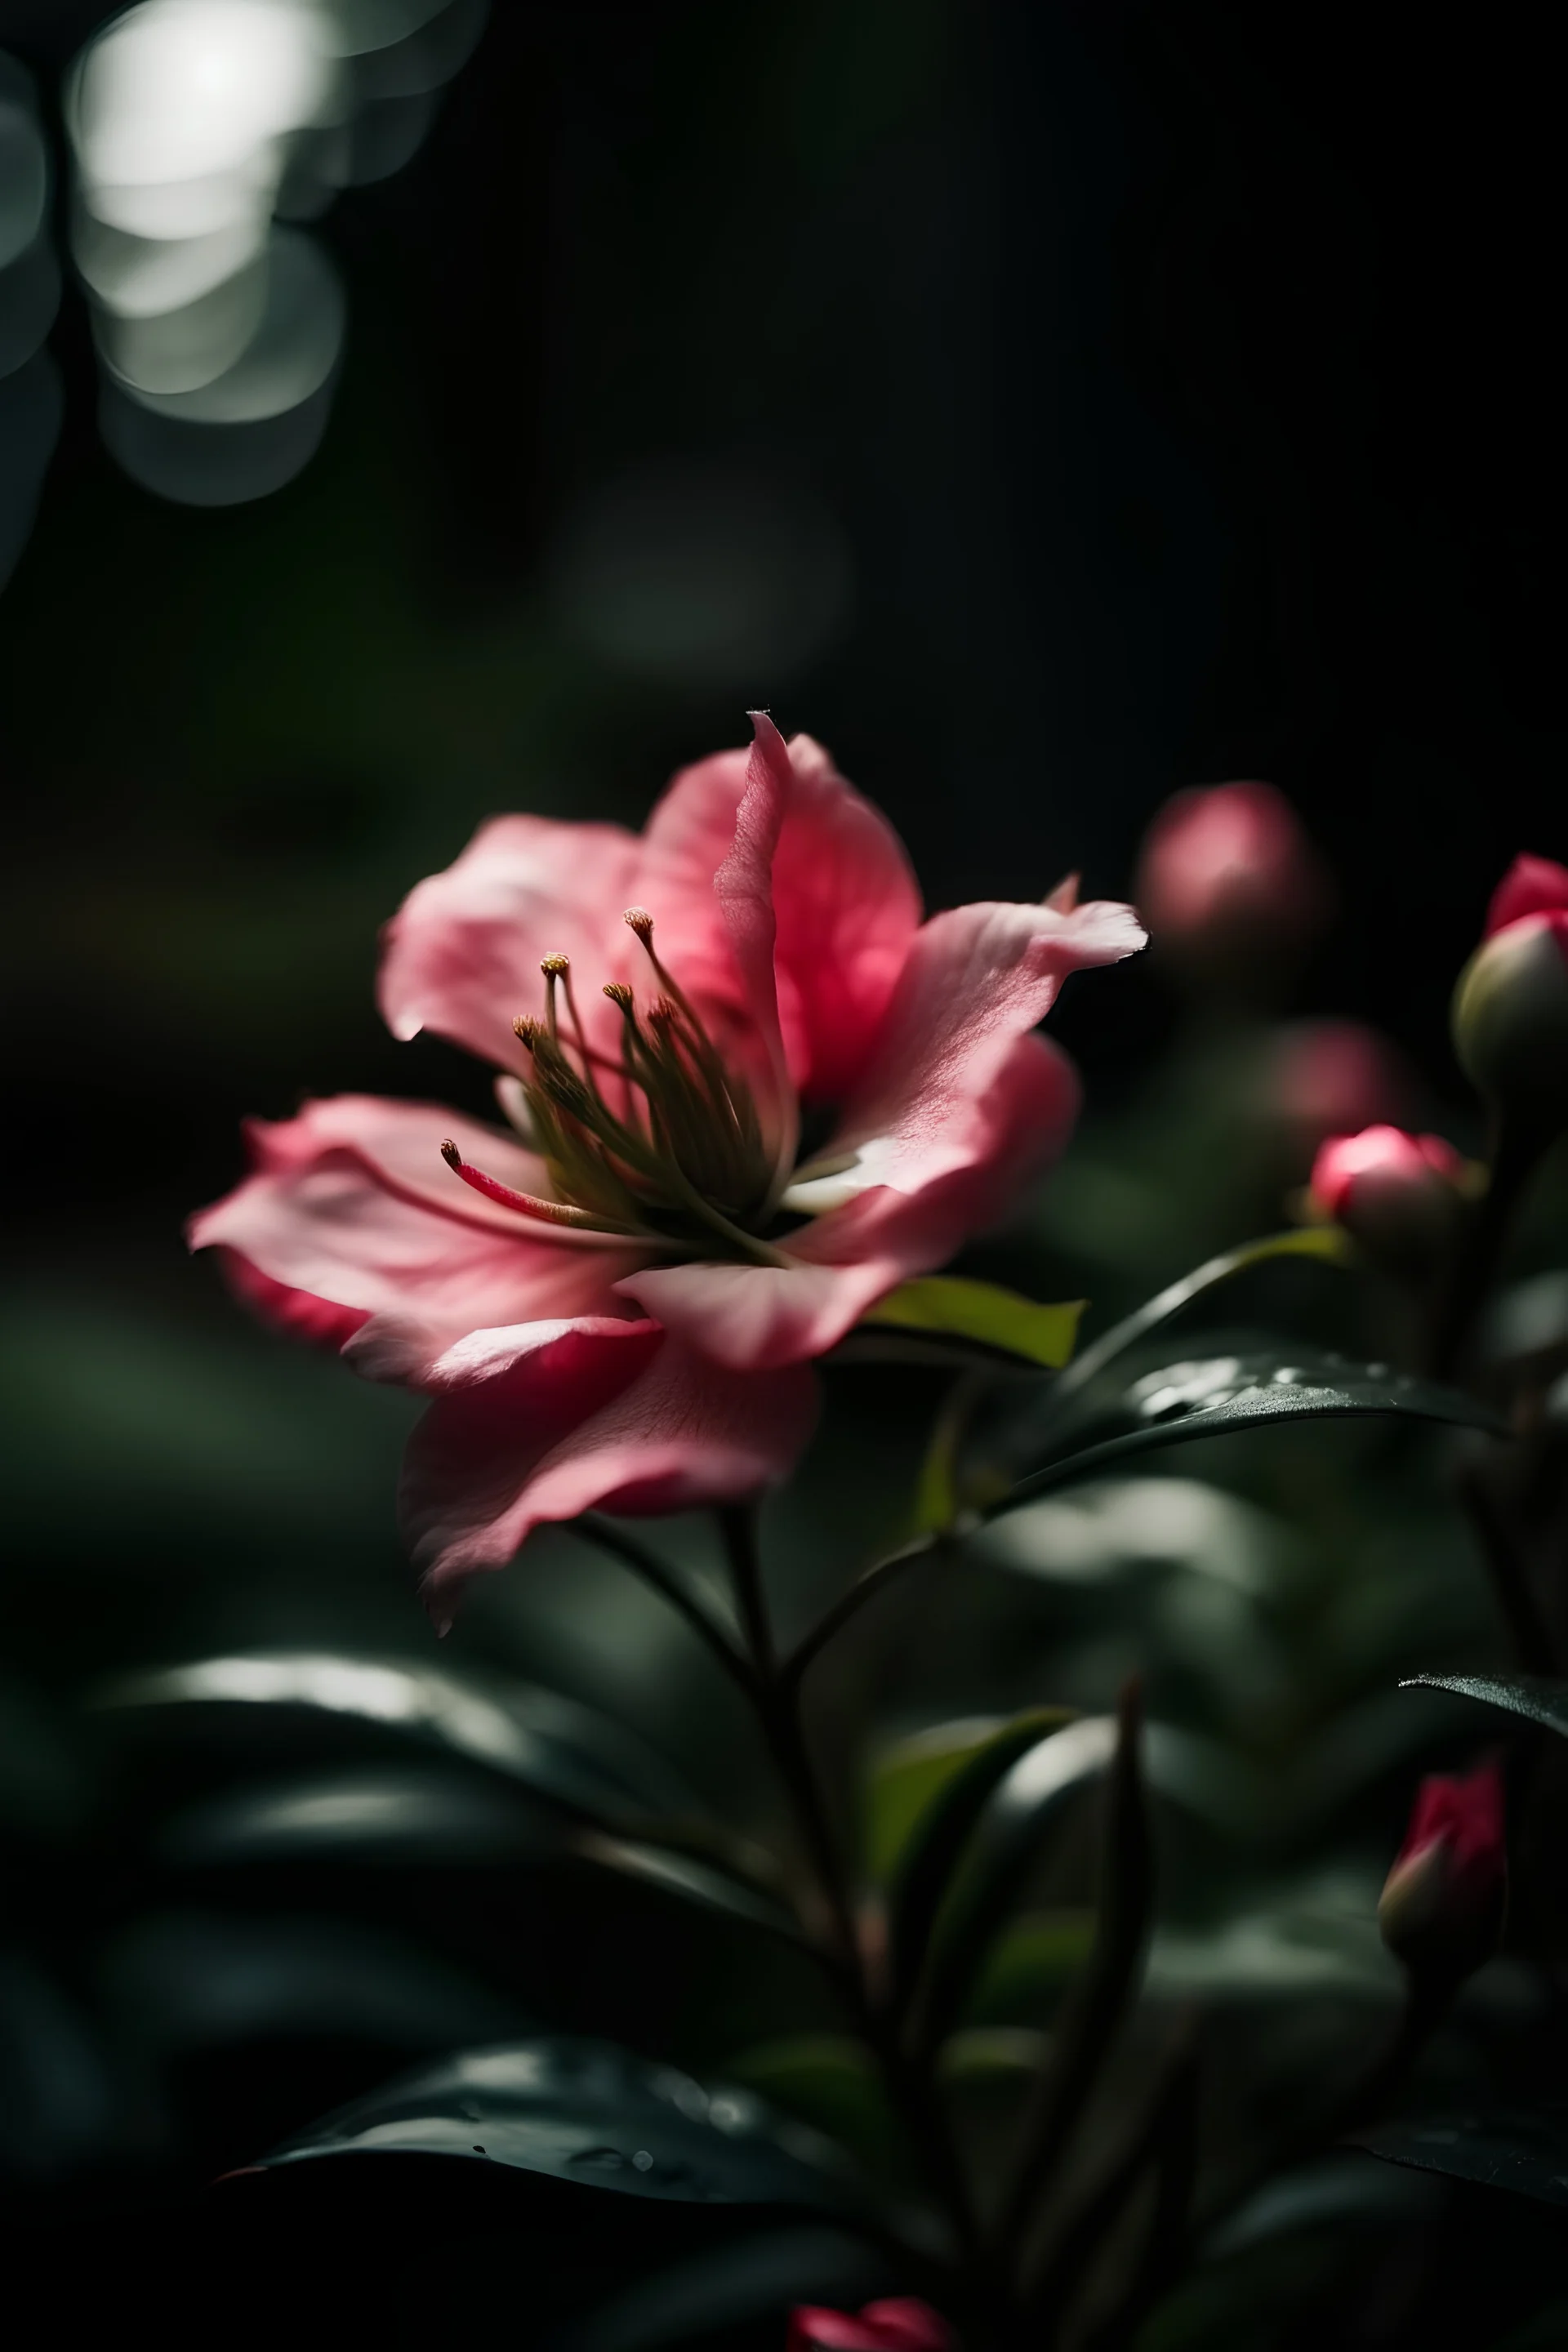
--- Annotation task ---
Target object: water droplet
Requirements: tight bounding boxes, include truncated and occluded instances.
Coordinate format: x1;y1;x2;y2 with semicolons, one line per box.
472;2145;487;2155
568;2145;626;2172
631;2149;653;2172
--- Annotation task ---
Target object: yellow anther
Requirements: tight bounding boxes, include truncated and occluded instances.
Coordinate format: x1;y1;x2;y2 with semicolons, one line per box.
541;952;572;976
623;907;654;939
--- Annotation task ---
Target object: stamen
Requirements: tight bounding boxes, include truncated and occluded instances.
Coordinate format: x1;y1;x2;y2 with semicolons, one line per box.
623;907;654;939
540;953;572;976
439;1138;634;1232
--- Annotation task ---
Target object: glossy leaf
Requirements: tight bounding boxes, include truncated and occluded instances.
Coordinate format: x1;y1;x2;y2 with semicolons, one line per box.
912;1714;1118;2051
571;1833;805;1947
1045;1227;1352;1414
877;1711;1078;2004
996;1350;1503;1517
1357;2106;1568;2207
862;1279;1085;1368
97;1652;697;1834
252;2034;872;2212
1399;1672;1568;1738
722;2036;901;2177
158;1765;545;1869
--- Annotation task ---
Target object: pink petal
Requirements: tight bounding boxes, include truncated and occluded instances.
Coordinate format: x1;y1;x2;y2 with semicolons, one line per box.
377;815;641;1072
216;1254;371;1350
639;724;921;1102
821;897;1143;1200
713;712;795;1127
617;1036;1078;1370
402;1323;818;1623
858;2302;958;2351
189;1096;639;1383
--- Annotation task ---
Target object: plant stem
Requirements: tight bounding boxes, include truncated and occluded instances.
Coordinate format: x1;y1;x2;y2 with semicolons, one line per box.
715;1508;990;2298
1428;1116;1547;1381
1455;1458;1557;1676
575;1513;759;1699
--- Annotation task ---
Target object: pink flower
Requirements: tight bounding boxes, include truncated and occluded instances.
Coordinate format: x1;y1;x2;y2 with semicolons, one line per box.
1379;1760;1507;1986
191;716;1143;1623
1454;854;1568;1128
1135;779;1330;978
1309;1125;1468;1272
787;2301;957;2352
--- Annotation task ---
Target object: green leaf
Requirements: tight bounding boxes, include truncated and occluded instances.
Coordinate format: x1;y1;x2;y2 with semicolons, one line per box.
913;1714;1118;2051
936;2025;1049;2087
158;1765;546;1869
1045;1227;1352;1413
252;2034;874;2213
570;1834;806;1947
873;1711;1078;2007
1399;1672;1568;1737
96;1652;697;1835
964;1910;1098;2027
862;1279;1085;1367
863;1710;1076;1886
995;1349;1503;1517
722;2036;901;2178
1357;2106;1568;2207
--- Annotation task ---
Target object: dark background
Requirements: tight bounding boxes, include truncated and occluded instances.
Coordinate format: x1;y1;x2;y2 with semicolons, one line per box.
0;2;1563;2338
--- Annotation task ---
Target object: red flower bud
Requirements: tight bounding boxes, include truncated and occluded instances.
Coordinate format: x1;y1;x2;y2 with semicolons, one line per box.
1378;1761;1507;1987
1452;872;1568;1129
1136;781;1331;984
788;2301;958;2352
1309;1125;1468;1276
1485;854;1568;939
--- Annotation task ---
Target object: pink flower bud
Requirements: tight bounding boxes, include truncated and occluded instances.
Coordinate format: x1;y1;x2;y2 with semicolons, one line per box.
1379;1761;1507;1986
1136;781;1331;983
1453;858;1568;1129
788;2301;958;2352
1309;1125;1468;1275
1485;854;1568;939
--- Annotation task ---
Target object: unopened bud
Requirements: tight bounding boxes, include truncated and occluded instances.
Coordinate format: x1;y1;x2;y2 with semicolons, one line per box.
1309;1125;1468;1277
1379;1761;1506;1988
1452;858;1568;1130
1135;779;1330;989
788;2301;957;2352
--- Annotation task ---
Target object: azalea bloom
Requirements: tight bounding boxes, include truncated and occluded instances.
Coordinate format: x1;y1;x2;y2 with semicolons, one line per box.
1135;777;1329;977
1453;853;1568;1128
787;2300;957;2351
1309;1124;1467;1274
1379;1760;1507;1986
191;716;1143;1621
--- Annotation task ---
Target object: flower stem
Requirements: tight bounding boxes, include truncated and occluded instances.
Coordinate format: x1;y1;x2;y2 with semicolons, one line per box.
1428;1114;1547;1381
715;1508;991;2300
574;1514;759;1699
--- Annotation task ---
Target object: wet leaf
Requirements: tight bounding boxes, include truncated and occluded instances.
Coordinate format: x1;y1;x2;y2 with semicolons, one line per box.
862;1279;1085;1368
251;2035;875;2213
874;1711;1077;2005
97;1652;697;1834
1357;2105;1568;2207
1399;1672;1568;1739
996;1350;1502;1514
722;2036;901;2176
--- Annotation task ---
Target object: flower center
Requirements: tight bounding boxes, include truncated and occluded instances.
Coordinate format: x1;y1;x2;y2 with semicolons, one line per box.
441;908;785;1261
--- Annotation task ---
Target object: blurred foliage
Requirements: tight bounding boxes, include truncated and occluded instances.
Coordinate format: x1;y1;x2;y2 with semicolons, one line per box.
2;1;1566;2345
